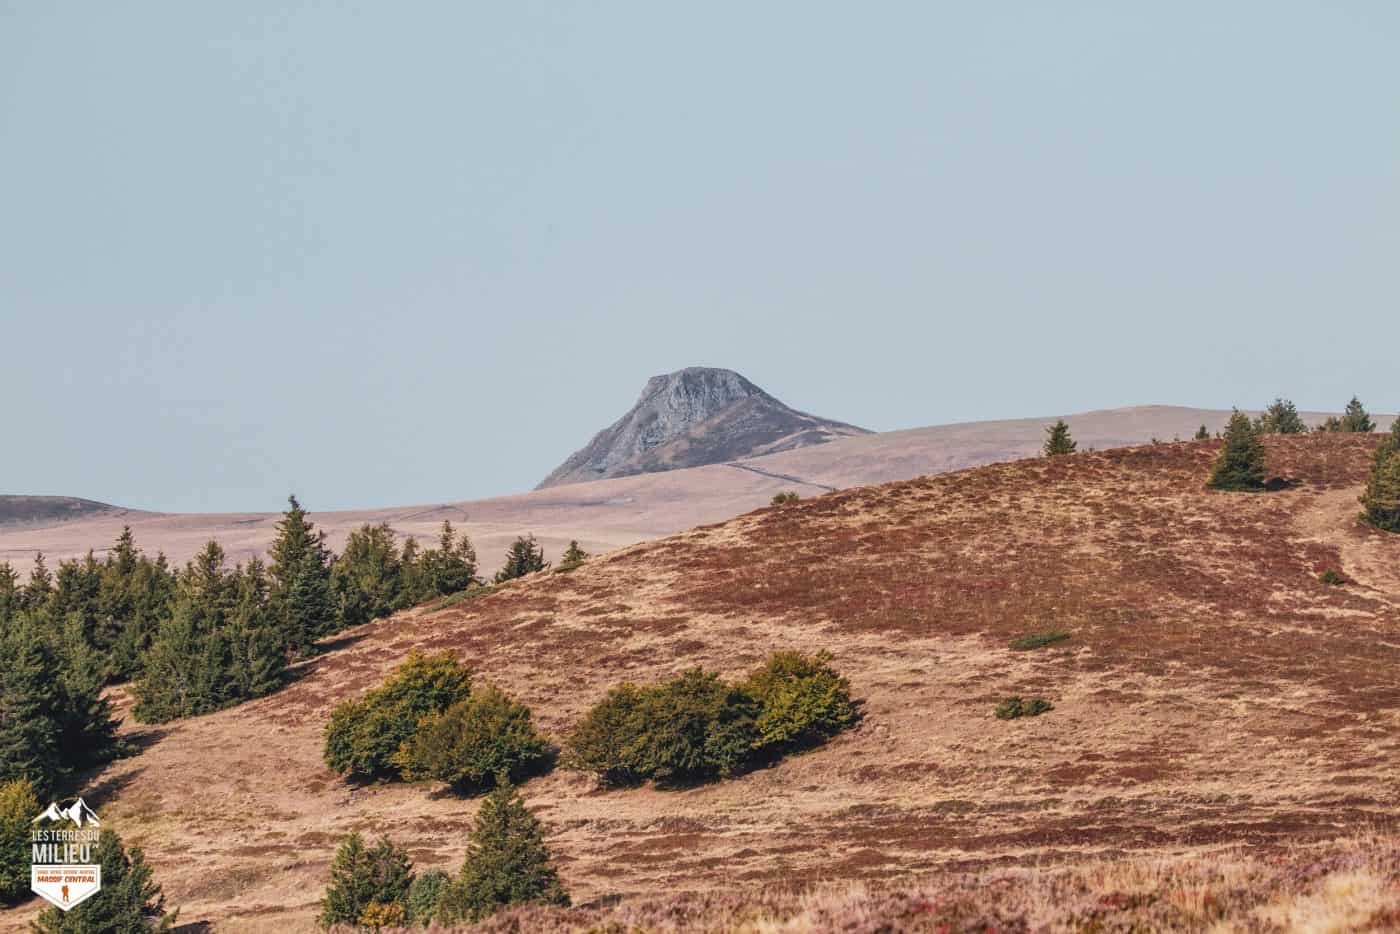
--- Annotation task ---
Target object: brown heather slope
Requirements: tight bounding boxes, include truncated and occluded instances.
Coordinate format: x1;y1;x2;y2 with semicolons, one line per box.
7;433;1400;931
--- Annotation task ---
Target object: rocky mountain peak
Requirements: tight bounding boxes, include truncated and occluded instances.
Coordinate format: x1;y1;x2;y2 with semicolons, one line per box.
537;367;869;489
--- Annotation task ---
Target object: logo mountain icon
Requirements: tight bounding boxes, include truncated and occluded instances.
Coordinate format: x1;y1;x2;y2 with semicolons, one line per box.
32;797;101;828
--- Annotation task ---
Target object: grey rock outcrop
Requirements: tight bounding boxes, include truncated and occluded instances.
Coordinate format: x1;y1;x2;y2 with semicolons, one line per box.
537;367;869;489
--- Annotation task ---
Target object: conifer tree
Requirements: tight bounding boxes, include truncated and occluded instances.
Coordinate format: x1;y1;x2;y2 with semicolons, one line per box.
0;619;64;795
24;552;52;612
1043;420;1076;456
1341;396;1375;433
0;777;37;901
332;523;405;629
560;541;588;567
435;783;568;923
0;564;18;621
494;536;548;583
1255;397;1307;434
33;829;175;932
268;495;335;655
318;833;414;929
1361;436;1400;532
1207;409;1267;491
1194;424;1210;441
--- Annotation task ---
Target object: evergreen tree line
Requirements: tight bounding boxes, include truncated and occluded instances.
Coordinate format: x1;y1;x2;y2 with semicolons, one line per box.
0;497;562;793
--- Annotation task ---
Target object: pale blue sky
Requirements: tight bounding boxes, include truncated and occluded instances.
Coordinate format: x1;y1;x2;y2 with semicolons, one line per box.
2;2;1397;512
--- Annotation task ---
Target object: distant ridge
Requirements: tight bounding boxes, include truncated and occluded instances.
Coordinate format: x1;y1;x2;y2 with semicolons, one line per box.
0;495;124;528
537;367;869;489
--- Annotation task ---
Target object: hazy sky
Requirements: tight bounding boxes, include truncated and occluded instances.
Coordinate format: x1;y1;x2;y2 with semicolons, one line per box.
3;3;1397;512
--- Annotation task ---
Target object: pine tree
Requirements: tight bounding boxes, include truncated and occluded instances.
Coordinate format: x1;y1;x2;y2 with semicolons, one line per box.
435;783;568;923
332;523;405;629
1194;424;1210;441
494;536;548;584
0;619;63;796
268;495;335;655
23;553;53;612
560;541;588;567
1341;396;1375;433
1255;397;1307;434
1043;420;1076;456
0;777;38;901
1361;437;1400;532
1207;409;1267;491
33;829;175;932
318;833;413;929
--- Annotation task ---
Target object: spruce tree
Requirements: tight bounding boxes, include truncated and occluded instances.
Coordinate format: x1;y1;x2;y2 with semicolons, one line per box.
318;833;414;929
1043;420;1077;456
1341;396;1375;433
435;783;568;923
33;829;174;932
332;523;405;629
560;541;588;567
268;495;335;655
1207;409;1267;491
1194;424;1210;441
494;536;548;583
0;778;38;901
1255;397;1307;434
1361;437;1400;532
0;619;63;795
24;552;53;612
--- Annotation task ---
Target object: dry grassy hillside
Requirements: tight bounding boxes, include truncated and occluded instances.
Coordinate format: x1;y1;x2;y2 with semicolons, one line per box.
7;433;1400;931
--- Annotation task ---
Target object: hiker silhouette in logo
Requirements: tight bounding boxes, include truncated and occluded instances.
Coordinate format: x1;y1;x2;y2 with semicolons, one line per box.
61;884;69;903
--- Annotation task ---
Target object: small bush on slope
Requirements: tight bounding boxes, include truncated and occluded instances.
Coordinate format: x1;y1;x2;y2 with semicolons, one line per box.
1009;629;1070;651
434;782;568;924
740;650;859;751
395;683;551;792
566;652;858;785
995;696;1053;720
318;832;413;929
323;651;472;781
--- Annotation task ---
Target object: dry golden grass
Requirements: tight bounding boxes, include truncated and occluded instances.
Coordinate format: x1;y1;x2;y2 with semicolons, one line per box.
6;433;1400;931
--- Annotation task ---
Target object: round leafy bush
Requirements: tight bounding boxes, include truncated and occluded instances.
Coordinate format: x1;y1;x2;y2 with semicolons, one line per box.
395;683;551;790
741;650;859;750
323;651;472;780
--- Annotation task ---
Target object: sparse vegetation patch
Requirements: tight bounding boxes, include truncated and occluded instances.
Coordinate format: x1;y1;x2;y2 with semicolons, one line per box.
1009;629;1070;651
994;696;1053;720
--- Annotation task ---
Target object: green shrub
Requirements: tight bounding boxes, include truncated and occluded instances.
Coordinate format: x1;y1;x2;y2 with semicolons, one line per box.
1319;568;1348;586
771;491;801;506
0;778;38;902
567;653;860;786
395;684;551;791
741;650;859;750
324;651;472;780
995;696;1053;720
1009;630;1070;651
318;832;413;929
406;869;449;926
33;829;175;932
563;683;647;785
565;669;758;784
434;783;568;924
